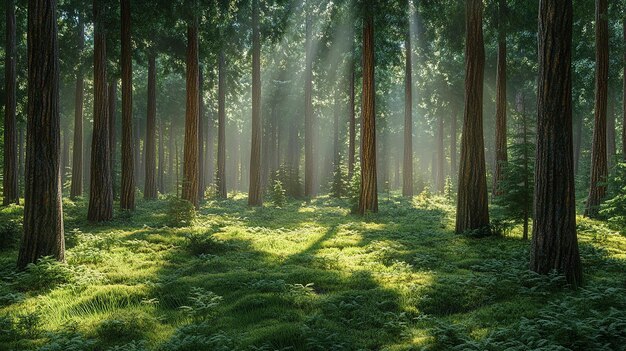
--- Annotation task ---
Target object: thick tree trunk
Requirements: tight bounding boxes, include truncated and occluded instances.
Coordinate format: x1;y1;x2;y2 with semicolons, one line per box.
403;30;413;197
144;55;157;199
217;50;227;198
532;0;582;287
18;0;64;269
358;10;378;214
248;0;262;206
304;11;314;198
88;1;113;222
436;114;445;193
492;0;507;197
585;0;608;218
108;81;117;199
198;68;205;201
455;0;489;233
4;0;19;205
183;25;200;207
120;0;135;210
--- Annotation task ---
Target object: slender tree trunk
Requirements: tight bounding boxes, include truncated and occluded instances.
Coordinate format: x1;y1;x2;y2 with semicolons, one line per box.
585;0;608;218
217;50;227;198
403;29;413;197
18;0;64;268
168;121;174;193
144;54;157;199
183;24;200;207
158;118;165;193
623;17;626;161
133;122;140;185
348;57;356;178
175;139;179;197
532;0;582;287
62;130;69;187
248;0;262;206
120;0;135;210
18;126;24;197
358;9;378;214
206;110;214;188
304;10;314;198
607;90;616;170
198;67;205;201
436;114;445;192
493;0;507;197
88;1;113;222
455;0;489;233
450;106;458;184
109;80;117;199
3;0;19;205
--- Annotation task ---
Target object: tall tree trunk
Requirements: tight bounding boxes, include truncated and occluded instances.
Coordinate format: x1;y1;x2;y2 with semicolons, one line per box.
120;0;135;210
198;67;205;201
403;29;413;197
158;118;165;193
217;50;227;198
304;10;314;198
133;122;140;185
607;90;616;170
248;0;262;206
175;139;179;197
109;80;117;199
88;1;113;222
573;114;582;175
532;0;581;287
348;57;356;178
517;93;529;240
492;0;507;197
450;106;458;184
18;0;64;268
62;130;69;187
18;126;24;197
144;55;157;199
168;121;174;193
358;9;378;214
585;0;608;218
3;0;19;205
206;110;214;188
183;24;200;207
436;114;445;192
623;17;626;161
455;0;489;233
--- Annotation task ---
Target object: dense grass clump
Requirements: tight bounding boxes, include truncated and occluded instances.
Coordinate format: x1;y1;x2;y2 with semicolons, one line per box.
0;194;624;350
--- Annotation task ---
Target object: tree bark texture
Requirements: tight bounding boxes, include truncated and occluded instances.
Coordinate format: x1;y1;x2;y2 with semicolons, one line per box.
198;67;205;201
217;50;227;198
403;30;413;197
183;25;200;208
120;0;135;210
492;0;507;197
144;55;157;199
4;0;19;205
248;0;263;206
109;80;117;199
304;11;314;198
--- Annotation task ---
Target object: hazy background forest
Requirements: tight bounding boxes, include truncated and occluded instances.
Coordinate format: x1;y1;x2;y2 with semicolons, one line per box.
0;0;625;350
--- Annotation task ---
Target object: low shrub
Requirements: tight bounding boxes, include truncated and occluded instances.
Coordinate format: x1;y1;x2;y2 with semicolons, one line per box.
166;197;196;227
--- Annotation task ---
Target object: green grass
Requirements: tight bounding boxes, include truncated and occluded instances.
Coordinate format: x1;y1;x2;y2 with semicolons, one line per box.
0;192;625;350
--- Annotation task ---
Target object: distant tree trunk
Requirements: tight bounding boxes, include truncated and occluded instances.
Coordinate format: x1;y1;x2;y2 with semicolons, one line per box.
450;106;458;184
120;0;135;210
3;0;19;205
198;68;205;201
573;114;582;175
133;122;140;185
455;0;489;233
492;0;507;197
18;126;24;196
168;121;174;193
18;0;64;269
348;57;356;178
183;24;200;207
304;10;314;198
144;54;157;199
109;81;117;199
436;114;445;192
175;139;180;197
517;92;529;240
88;1;113;222
248;0;262;206
62;130;69;187
217;50;227;198
158;118;165;193
206;110;214;188
358;9;378;215
403;29;413;197
607;90;616;170
623;17;626;161
532;0;582;287
585;0;608;218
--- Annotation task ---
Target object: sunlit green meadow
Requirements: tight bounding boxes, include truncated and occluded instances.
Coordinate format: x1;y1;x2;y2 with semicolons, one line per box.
0;193;625;350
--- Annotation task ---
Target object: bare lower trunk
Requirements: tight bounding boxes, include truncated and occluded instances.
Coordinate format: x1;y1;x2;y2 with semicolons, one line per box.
248;0;262;206
304;11;314;198
403;29;413;197
120;0;135;210
144;55;157;199
217;51;227;198
109;81;117;199
183;25;200;207
4;0;19;205
198;68;205;201
492;0;507;197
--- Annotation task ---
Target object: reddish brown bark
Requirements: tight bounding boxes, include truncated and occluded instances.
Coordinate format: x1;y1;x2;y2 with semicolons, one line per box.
492;0;507;197
4;0;19;205
198;67;205;201
109;80;117;199
403;30;413;197
532;0;582;287
217;50;227;198
183;24;200;208
585;0;608;217
358;10;378;215
144;55;157;199
348;56;356;178
455;0;489;233
304;11;314;198
18;0;64;269
248;0;262;206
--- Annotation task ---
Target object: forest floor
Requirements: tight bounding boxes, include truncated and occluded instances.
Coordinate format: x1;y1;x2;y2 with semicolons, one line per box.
0;193;625;351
